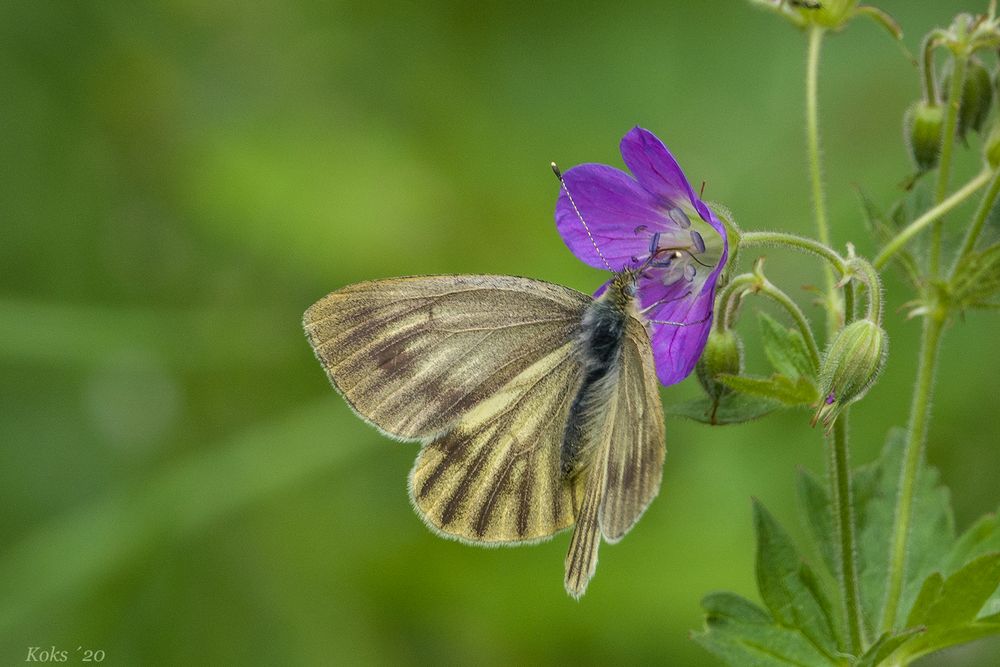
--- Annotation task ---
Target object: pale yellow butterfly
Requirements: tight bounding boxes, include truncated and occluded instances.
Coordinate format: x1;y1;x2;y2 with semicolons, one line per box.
304;269;666;598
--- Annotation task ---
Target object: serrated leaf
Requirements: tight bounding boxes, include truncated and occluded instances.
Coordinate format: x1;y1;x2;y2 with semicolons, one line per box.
923;553;1000;628
952;243;1000;310
906;572;944;627
695;592;837;667
719;374;818;407
666;392;781;425
753;500;840;658
898;618;1000;662
692;621;838;667
944;511;1000;573
892;555;1000;662
854;428;955;635
758;312;817;378
702;592;772;624
854;627;924;667
796;468;837;582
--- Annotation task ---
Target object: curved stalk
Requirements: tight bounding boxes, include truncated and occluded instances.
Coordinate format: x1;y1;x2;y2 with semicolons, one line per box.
757;277;821;371
740;231;848;274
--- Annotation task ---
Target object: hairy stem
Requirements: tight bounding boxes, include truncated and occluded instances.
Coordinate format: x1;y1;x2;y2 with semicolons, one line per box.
757;277;822;371
880;314;946;633
740;230;847;274
848;258;883;323
931;53;968;276
715;273;758;332
831;412;865;655
806;26;838;331
874;169;992;270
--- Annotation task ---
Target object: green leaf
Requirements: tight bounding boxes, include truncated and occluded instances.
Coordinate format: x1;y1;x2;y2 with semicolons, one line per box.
796;468;837;582
952;243;1000;310
945;511;1000;573
899;618;1000;662
719;374;818;407
758;312;817;378
923;553;1000;628
905;572;944;627
666;392;781;425
892;554;1000;662
854;627;924;667
753;500;840;658
694;592;838;667
702;592;772;625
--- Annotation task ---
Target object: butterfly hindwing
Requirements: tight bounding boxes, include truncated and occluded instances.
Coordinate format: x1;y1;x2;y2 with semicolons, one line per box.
600;315;666;542
303;275;590;441
409;340;586;543
563;312;665;598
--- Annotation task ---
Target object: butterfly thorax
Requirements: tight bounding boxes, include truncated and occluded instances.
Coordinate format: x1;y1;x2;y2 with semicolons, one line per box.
560;272;638;479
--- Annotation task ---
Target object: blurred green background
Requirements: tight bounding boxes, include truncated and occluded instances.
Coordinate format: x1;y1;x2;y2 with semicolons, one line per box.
3;1;998;664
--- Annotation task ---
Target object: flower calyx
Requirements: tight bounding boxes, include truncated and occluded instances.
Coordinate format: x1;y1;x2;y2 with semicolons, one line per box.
904;100;945;172
812;319;888;432
747;1;901;38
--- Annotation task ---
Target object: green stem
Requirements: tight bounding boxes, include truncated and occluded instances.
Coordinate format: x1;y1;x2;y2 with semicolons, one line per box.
931;53;968;276
715;273;758;332
879;314;946;633
740;230;847;274
830;413;865;655
757;277;822;371
949;166;1000;278
847;258;883;323
920;34;939;104
806;26;838;329
873;169;992;270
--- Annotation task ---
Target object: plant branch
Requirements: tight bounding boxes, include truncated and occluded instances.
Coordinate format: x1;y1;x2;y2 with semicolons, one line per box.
879;313;946;633
873;169;992;270
740;231;848;274
931;53;968;276
949;166;1000;279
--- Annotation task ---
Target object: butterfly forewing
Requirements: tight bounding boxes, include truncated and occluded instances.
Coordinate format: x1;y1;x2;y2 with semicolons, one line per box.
304;276;590;440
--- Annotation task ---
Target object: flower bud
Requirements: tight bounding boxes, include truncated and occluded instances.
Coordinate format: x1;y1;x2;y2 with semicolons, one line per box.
812;319;887;431
904;100;944;172
696;328;743;402
944;59;994;141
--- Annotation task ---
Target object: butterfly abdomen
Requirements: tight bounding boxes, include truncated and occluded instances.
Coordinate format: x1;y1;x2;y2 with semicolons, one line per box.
560;281;633;479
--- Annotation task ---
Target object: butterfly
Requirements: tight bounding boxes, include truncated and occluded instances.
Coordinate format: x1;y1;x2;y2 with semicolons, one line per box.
303;268;666;598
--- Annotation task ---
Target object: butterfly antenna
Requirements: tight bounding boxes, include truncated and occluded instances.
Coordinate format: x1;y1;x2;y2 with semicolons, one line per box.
551;162;614;272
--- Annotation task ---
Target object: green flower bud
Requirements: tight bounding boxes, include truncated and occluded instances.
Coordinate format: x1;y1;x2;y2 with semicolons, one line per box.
696;328;743;402
807;0;858;29
812;319;887;432
904;100;944;172
944;59;994;141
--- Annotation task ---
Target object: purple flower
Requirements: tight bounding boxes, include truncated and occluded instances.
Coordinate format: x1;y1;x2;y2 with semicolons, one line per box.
555;127;729;386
